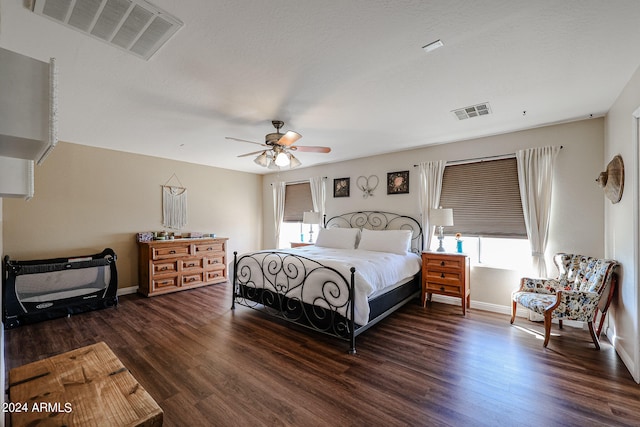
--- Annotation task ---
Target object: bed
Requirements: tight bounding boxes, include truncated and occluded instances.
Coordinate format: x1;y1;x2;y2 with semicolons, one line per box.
232;211;423;353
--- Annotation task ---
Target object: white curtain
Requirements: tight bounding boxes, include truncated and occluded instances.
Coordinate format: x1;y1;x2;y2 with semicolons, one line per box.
309;176;326;226
272;181;286;248
418;160;446;250
516;146;561;277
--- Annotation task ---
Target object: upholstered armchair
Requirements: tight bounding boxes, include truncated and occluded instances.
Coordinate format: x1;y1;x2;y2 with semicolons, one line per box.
510;253;618;349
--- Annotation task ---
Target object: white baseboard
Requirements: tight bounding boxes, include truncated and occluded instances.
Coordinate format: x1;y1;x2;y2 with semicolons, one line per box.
117;286;138;296
429;294;585;328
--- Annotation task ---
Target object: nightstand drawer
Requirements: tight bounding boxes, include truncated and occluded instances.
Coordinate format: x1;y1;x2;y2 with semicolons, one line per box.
424;257;464;271
425;281;461;295
425;270;462;283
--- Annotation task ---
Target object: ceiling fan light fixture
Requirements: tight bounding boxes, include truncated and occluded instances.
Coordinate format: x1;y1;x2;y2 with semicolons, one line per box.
254;151;269;167
275;151;290;167
289;153;302;168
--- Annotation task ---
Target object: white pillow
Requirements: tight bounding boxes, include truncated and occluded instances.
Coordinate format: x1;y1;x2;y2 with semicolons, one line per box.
314;227;360;249
357;229;412;255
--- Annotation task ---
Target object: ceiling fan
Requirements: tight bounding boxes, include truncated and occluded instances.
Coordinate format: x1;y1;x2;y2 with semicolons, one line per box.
226;120;331;169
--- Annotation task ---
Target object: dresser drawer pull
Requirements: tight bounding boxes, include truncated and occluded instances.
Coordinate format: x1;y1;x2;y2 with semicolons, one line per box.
440;261;445;267
161;280;172;285
207;247;213;251
161;266;168;271
186;277;196;283
169;250;176;254
440;273;445;279
212;260;220;264
440;286;445;292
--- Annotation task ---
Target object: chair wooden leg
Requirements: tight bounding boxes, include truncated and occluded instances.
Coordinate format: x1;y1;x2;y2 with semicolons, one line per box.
510;300;517;324
588;321;601;350
558;319;563;329
543;312;552;347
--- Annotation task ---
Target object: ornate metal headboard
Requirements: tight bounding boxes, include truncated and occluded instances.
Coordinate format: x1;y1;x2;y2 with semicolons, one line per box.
324;211;423;253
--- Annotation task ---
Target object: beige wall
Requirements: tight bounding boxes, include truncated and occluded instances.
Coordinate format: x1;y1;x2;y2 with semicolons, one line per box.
1;142;263;289
605;63;640;383
263;119;605;313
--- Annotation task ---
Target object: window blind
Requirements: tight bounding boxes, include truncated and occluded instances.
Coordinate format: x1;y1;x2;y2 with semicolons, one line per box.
438;158;527;237
283;182;313;223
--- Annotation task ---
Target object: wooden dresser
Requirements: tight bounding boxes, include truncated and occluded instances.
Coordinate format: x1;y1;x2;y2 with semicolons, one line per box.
421;251;470;315
137;237;228;296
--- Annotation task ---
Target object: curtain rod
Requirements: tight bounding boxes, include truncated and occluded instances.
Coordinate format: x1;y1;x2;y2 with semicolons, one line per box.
413;145;563;167
270;177;327;186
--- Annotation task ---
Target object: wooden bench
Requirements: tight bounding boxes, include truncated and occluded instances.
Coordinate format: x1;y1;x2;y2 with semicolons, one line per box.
8;341;163;426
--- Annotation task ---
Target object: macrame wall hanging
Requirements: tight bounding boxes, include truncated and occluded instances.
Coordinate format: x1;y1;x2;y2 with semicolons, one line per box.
162;173;188;229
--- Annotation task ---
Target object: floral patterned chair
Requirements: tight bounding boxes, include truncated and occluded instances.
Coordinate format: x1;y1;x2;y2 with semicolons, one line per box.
510;253;618;349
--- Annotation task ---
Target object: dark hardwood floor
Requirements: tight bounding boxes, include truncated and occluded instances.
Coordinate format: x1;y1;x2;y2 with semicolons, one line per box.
5;283;640;426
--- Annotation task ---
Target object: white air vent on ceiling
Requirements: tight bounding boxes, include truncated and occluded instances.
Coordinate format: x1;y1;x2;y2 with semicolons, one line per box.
452;102;492;120
32;0;183;60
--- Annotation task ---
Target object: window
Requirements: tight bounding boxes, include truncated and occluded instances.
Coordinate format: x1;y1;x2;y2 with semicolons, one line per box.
280;182;316;245
283;183;313;222
434;158;531;272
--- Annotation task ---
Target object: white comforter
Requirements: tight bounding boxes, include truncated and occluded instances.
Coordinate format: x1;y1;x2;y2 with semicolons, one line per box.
234;246;421;325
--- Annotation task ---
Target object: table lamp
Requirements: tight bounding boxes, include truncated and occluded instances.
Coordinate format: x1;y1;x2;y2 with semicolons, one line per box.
302;211;322;243
429;208;454;252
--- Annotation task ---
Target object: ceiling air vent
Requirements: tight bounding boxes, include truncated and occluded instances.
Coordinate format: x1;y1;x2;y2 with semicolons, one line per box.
452;102;492;120
31;0;183;60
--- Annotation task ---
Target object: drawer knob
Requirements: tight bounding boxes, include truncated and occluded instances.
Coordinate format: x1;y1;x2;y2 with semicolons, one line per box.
169;250;176;254
161;266;168;271
440;273;445;279
440;261;445;267
212;260;219;264
207;247;213;251
440;286;445;292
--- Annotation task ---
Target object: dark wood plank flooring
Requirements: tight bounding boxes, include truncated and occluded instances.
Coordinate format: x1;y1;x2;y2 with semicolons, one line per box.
5;283;640;426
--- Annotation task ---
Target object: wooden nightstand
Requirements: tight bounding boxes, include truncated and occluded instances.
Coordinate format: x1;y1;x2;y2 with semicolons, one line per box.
290;242;314;248
421;252;470;315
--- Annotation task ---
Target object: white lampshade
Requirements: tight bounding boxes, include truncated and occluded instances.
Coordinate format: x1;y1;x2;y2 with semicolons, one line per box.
429;208;454;226
254;151;269;167
289;153;302;168
303;211;322;225
274;151;290;166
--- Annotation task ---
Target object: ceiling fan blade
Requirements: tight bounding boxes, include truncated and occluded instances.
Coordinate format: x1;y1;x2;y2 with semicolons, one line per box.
277;131;302;146
225;137;267;147
237;150;268;158
291;145;331;153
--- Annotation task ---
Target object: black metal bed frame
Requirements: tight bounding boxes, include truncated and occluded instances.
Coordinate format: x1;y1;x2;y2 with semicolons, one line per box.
232;211;422;353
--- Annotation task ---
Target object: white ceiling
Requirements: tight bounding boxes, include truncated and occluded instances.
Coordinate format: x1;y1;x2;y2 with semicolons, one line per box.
2;0;640;174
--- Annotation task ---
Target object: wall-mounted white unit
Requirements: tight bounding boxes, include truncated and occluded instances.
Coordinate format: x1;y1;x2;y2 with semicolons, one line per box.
0;156;34;199
0;47;57;166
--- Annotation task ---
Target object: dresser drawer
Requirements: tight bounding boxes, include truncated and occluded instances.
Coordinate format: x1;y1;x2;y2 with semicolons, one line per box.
153;276;179;292
194;242;224;255
152;245;190;260
152;260;178;276
182;272;204;286
205;256;225;269
206;269;226;283
181;258;204;270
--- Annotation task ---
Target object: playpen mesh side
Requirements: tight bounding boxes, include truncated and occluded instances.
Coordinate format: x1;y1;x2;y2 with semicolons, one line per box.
15;261;111;302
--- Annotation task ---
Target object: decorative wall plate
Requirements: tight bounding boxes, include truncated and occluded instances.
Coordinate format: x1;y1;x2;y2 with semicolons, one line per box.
596;154;624;204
